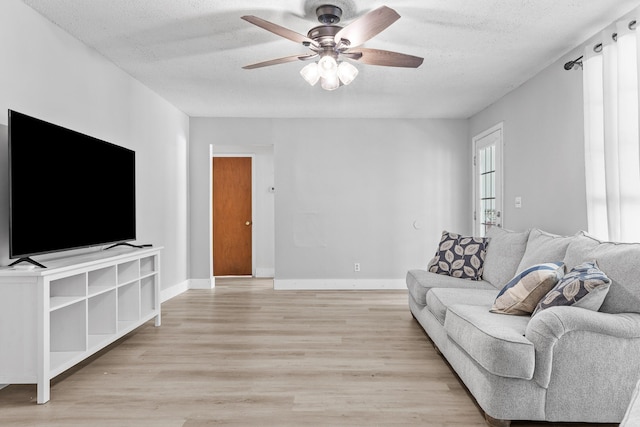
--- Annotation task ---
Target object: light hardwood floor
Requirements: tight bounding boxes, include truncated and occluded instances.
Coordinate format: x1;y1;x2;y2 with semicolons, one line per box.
0;278;618;426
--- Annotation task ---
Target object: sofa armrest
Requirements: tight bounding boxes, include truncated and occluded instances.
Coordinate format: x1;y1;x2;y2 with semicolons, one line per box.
525;306;640;389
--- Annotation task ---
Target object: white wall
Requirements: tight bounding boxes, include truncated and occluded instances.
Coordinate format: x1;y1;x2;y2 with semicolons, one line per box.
0;0;189;291
469;50;587;235
189;118;470;287
274;119;470;288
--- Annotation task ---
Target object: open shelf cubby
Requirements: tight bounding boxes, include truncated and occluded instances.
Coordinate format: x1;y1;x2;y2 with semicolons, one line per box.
88;266;116;297
140;256;156;276
0;247;162;404
117;260;139;286
140;275;157;318
50;300;87;352
118;281;140;326
88;289;117;350
50;273;86;311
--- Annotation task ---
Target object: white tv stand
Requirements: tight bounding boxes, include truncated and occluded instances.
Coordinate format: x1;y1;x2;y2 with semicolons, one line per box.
0;247;161;403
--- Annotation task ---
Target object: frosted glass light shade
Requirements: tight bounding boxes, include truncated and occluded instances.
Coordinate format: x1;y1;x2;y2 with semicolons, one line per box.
337;61;358;85
320;74;340;91
318;56;338;79
300;62;320;86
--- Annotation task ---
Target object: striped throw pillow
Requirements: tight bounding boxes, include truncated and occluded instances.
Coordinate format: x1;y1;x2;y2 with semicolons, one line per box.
491;262;565;315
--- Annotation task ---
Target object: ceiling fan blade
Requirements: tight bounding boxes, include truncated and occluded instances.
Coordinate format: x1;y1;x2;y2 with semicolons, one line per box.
344;48;423;68
242;53;318;70
241;15;318;48
334;6;400;48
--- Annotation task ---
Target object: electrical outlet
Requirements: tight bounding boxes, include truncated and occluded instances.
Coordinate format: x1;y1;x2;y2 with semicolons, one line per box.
354;263;360;272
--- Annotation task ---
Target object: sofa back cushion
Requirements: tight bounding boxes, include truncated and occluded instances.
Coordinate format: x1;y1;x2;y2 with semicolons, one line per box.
562;232;640;314
589;242;640;314
482;227;530;289
516;229;575;273
563;231;602;270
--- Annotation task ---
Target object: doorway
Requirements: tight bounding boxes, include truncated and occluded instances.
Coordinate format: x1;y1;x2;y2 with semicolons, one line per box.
473;123;504;236
212;156;253;276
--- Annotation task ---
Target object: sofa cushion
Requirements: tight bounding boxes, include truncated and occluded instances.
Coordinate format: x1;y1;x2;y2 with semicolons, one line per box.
560;234;640;314
563;231;601;270
406;269;495;306
444;304;535;380
427;230;488;280
482;227;530;289
427;288;499;325
516;229;575;272
587;241;640;314
533;261;611;316
491;262;565;315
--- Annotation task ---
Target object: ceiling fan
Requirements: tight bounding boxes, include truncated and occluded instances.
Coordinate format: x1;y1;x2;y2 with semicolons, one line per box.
241;5;424;90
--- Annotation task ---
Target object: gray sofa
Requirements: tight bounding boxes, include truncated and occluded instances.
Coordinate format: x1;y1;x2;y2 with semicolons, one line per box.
622;378;640;426
406;227;640;426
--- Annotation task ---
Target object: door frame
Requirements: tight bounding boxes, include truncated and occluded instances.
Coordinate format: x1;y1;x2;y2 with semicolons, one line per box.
209;148;256;279
472;122;504;235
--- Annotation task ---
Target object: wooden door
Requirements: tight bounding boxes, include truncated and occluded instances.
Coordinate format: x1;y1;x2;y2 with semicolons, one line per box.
212;157;252;276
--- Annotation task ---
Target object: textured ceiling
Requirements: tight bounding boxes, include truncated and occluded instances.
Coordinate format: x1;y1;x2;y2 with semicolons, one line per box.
21;0;640;118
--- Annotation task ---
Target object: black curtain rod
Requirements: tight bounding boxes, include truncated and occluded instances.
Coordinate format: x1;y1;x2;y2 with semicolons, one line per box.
564;18;637;71
564;56;583;71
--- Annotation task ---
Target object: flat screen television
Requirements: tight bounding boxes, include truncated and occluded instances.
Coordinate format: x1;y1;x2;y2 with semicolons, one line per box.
8;110;136;266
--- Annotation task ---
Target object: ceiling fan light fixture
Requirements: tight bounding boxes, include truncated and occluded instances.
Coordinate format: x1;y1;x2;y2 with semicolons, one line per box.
337;61;358;85
242;5;423;91
300;62;320;86
320;74;340;91
318;55;338;79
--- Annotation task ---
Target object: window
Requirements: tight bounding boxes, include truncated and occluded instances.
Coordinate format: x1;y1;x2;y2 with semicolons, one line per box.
582;13;640;242
473;124;503;237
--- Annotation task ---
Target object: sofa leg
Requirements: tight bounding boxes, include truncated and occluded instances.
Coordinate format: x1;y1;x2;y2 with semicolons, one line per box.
484;414;511;427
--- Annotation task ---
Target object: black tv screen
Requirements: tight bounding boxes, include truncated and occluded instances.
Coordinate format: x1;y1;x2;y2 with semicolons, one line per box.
8;110;136;259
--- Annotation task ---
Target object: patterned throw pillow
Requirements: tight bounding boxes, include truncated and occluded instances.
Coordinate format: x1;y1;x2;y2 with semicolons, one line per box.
427;231;489;280
490;262;565;315
532;261;612;316
427;231;459;275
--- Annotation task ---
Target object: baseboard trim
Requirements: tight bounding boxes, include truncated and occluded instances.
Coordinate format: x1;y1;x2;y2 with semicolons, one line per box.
160;278;217;303
190;278;215;289
255;268;275;278
160;280;190;303
273;279;406;290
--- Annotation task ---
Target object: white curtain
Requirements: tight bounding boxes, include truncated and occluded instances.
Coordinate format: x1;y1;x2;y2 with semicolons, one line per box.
583;13;640;242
